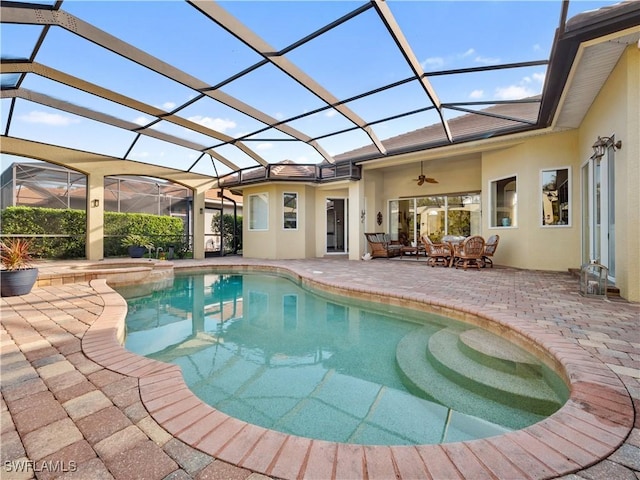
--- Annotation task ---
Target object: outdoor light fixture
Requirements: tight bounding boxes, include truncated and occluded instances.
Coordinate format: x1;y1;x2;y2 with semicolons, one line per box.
591;136;622;158
91;199;99;208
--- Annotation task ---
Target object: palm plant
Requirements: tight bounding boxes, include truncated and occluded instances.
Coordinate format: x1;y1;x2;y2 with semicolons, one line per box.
1;238;38;296
1;238;34;271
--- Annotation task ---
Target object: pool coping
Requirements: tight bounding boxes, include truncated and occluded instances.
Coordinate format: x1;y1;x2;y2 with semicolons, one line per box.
82;264;634;480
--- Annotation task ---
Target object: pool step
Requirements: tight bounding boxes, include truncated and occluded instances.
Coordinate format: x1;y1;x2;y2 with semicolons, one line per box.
395;327;546;430
458;329;541;377
427;328;563;415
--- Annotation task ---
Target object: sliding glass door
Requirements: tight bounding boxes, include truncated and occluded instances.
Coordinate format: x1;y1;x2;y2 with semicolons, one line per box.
389;194;481;243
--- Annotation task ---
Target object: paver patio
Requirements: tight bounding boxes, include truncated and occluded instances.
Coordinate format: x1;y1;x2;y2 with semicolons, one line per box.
1;257;638;479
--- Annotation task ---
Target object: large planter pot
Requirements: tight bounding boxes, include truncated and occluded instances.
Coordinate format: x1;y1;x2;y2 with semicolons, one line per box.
128;246;146;258
0;268;38;297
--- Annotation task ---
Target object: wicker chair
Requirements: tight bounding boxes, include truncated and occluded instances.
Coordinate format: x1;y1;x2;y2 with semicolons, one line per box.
452;235;485;270
482;235;500;268
364;233;402;258
421;235;452;267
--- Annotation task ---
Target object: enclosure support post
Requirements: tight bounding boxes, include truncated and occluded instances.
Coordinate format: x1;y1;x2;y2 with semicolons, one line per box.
86;173;104;260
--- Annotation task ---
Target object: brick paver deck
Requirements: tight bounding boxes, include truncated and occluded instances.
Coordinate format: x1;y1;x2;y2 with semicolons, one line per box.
1;257;638;480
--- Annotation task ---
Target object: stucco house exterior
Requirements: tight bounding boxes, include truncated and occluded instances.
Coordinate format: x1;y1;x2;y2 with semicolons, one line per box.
234;4;640;301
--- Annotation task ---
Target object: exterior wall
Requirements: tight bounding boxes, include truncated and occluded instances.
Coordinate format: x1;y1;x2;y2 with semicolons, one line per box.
579;44;639;301
363;170;384;235
303;185;317;258
242;185;276;259
378;156;482;202
481;132;581;271
275;185;313;259
242;184;315;259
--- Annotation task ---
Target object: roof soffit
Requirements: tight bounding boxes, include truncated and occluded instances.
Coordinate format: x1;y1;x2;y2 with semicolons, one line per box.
553;25;640;129
539;1;640;127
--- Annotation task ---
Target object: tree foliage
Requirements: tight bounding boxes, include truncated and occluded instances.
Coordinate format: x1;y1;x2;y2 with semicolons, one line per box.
211;213;242;253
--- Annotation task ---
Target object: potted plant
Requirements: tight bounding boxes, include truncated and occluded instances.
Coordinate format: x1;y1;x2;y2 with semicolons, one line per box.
1;238;39;297
121;234;153;258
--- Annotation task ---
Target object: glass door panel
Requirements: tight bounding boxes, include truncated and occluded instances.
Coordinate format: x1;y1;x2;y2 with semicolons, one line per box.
388;199;414;244
594;158;601;262
447;194;481;237
326;198;348;254
582;146;615;283
417;196;444;242
607;150;615;278
581;163;590;265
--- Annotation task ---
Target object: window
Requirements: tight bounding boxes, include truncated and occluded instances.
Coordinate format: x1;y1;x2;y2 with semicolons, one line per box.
490;176;517;227
249;193;268;230
283;192;298;230
541;168;570;226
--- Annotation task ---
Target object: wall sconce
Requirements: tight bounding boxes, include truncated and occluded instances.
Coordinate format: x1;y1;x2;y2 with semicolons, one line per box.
360;210;366;223
199;207;204;214
91;199;99;208
592;136;622;158
376;212;383;226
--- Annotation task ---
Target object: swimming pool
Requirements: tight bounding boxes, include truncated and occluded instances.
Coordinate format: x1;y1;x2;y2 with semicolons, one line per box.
121;271;568;445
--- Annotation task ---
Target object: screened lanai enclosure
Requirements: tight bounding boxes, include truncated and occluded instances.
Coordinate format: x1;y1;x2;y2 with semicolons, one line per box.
1;162;192;217
1;0;595;177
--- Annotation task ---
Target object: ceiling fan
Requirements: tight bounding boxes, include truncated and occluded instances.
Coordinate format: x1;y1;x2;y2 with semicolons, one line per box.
414;161;438;185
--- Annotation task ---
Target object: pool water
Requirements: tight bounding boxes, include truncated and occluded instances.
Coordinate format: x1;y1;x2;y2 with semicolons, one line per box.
121;272;568;445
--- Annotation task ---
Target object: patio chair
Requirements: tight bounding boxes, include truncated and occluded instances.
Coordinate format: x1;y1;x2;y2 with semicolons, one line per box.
364;233;403;258
421;235;452;267
482;235;500;268
452;235;485;270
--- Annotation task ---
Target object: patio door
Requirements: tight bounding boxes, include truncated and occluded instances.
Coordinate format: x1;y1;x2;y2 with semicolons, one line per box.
326;198;348;254
389;195;481;244
582;146;615;281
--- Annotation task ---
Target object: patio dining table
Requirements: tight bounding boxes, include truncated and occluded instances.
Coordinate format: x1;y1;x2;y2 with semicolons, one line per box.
443;236;466;267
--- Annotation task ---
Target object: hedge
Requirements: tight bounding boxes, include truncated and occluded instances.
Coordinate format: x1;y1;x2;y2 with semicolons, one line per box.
1;207;188;259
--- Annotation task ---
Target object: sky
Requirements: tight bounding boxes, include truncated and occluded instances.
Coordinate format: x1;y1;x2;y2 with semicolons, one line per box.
0;0;621;177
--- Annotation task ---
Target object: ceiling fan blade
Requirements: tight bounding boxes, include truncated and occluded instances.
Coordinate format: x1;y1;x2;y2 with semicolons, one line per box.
417;178;425;186
426;178;438;184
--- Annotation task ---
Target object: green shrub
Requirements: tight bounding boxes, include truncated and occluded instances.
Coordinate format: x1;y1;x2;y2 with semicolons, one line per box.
1;207;189;259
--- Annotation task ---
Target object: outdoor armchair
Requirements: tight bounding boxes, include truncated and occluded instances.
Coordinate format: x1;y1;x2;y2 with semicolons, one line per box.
452;235;485;270
482;235;500;268
364;233;402;258
421;235;452;267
